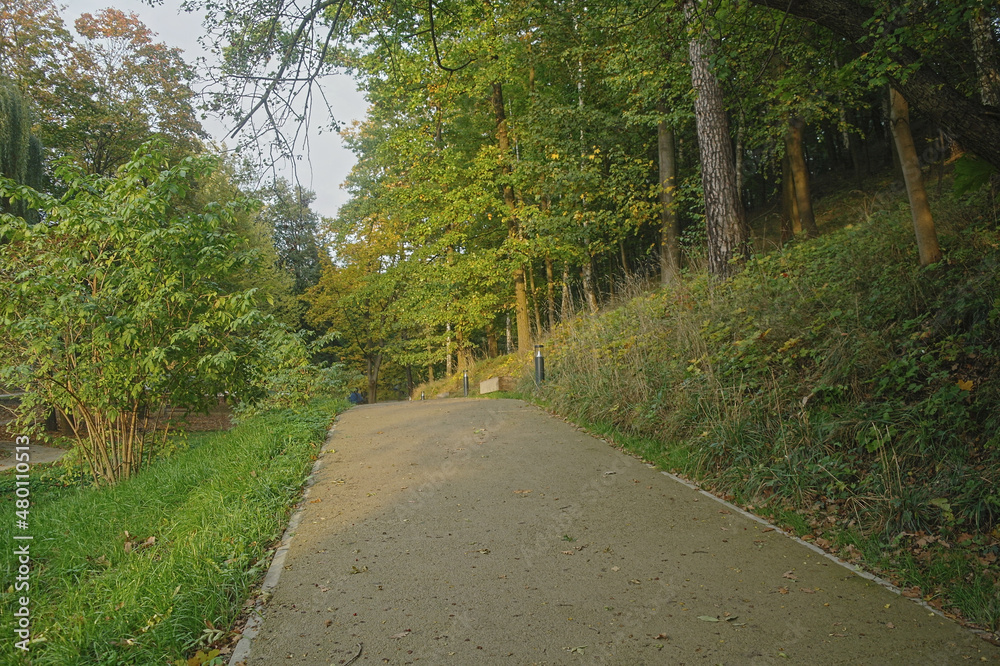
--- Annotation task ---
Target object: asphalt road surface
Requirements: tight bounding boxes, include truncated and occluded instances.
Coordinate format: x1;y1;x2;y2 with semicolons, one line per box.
242;398;999;665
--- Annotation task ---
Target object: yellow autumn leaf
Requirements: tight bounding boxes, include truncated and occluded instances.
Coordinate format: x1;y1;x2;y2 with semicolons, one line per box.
957;379;974;391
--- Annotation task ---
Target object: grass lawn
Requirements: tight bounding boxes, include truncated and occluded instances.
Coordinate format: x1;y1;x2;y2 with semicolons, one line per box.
0;397;347;665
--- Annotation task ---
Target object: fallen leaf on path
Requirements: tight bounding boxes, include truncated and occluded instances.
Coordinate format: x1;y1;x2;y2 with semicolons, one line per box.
885;622;895;629
778;586;789;595
391;630;411;639
697;616;719;622
782;571;797;580
611;566;620;571
349;565;368;574
514;489;532;494
901;586;922;598
561;550;574;555
654;633;669;640
563;646;587;654
762;527;775;532
799;588;816;594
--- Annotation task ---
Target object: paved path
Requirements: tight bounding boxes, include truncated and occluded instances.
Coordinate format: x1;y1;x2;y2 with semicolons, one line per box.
242;399;999;665
0;441;66;471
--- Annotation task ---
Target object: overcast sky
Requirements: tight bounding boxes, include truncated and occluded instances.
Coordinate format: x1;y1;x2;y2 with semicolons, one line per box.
63;0;368;219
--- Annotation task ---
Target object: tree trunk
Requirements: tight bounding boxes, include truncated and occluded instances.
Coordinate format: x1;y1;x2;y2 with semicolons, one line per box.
487;324;499;357
889;88;941;267
685;1;749;278
427;341;434;383
747;0;1000;171
785;116;819;237
561;263;573;319
658;116;680;284
529;264;543;337
366;353;381;404
505;314;512;355
581;258;598;313
970;8;1000;107
780;153;797;244
545;256;556;329
445;321;453;376
492;81;531;351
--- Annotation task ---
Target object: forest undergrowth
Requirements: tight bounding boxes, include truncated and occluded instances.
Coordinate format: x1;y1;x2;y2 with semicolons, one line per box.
426;181;1000;637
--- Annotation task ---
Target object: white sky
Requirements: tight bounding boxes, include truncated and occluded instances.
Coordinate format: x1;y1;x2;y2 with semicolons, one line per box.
62;0;368;219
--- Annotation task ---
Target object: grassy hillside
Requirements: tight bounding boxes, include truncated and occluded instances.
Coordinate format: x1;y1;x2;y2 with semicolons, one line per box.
421;182;1000;635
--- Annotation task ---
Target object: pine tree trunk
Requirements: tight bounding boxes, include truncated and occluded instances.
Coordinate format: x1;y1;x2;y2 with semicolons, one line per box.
658;116;680;284
685;1;749;278
785;116;819;237
889;88;942;267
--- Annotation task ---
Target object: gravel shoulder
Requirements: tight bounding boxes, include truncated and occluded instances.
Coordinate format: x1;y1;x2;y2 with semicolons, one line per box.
242;398;999;665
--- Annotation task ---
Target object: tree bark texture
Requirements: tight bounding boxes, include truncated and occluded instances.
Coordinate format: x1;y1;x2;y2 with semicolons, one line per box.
784;116;819;237
747;0;1000;171
889;88;941;267
686;1;749;278
492;81;531;351
658;117;680;283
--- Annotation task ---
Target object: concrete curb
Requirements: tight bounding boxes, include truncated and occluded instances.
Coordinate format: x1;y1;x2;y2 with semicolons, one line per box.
228;419;340;666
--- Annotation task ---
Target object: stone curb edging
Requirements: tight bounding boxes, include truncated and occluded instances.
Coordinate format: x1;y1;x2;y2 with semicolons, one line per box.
228;419;340;666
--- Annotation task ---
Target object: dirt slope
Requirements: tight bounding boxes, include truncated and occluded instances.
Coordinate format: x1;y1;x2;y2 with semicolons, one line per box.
242;399;999;665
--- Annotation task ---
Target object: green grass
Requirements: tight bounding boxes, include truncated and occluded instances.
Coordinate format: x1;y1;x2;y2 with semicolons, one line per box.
464;182;1000;632
0;397;346;665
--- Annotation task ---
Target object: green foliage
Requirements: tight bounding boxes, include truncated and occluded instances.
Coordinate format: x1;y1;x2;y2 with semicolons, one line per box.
953;155;997;195
235;328;351;418
0;398;345;664
0;80;43;218
0;144;269;484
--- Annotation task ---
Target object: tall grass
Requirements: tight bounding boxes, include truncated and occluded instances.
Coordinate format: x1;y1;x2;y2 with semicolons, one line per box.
0;397;345;665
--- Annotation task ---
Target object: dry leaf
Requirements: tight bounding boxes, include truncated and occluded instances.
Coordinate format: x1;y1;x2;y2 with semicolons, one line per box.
391;629;411;639
778;586;789;595
799;587;816;594
782;571;797;580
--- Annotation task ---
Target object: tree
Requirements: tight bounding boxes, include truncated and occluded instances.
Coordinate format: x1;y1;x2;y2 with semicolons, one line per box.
0;81;43;218
889;87;941;266
685;0;749;277
0;145;269;484
259;180;323;294
2;6;205;175
747;0;1000;171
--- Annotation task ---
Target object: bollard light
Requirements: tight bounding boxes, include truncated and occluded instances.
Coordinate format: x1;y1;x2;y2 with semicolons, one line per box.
463;370;469;397
534;344;545;387
420;391;425;401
